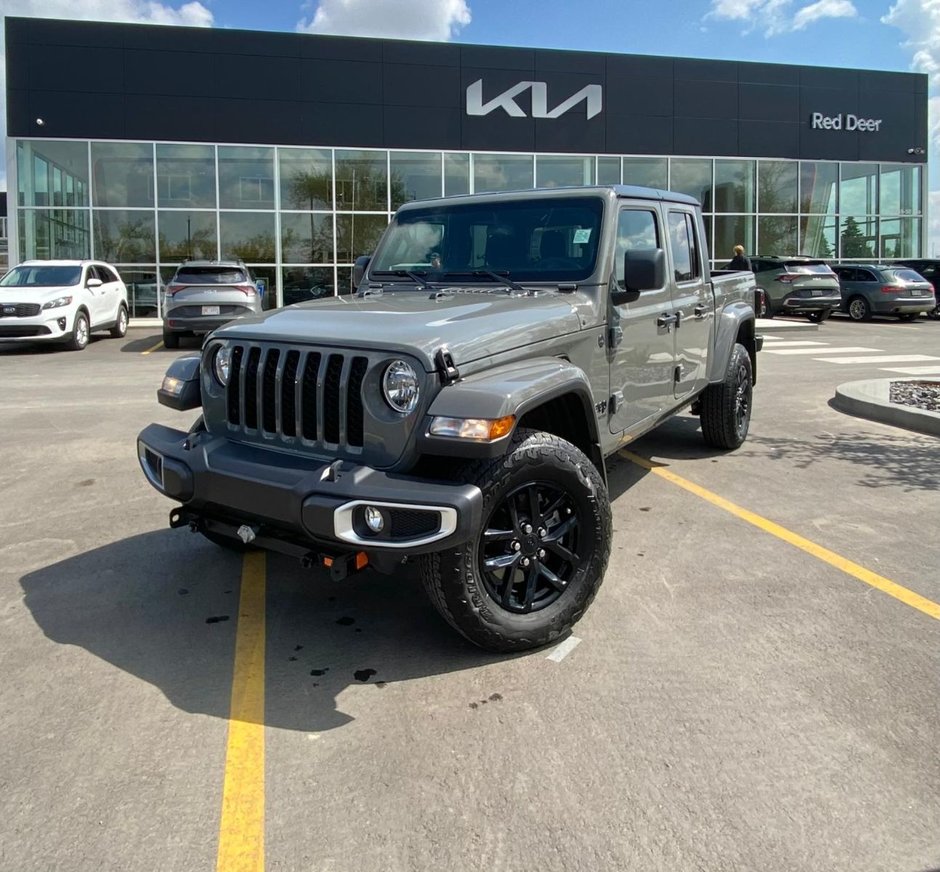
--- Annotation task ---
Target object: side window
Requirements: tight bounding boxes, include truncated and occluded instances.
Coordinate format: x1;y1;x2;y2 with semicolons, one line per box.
97;265;118;283
859;269;876;282
615;209;659;288
667;211;693;283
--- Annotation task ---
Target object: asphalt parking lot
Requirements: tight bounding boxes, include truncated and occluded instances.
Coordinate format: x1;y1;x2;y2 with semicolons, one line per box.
1;317;938;872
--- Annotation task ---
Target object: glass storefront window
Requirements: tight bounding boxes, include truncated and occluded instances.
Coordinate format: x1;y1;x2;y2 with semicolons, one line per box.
94;210;156;262
248;265;278;310
92;142;153;208
121;267;162;318
758;160;798;214
156;143;216;209
597;157;620;185
390;152;443;209
714;215;755;264
335;150;388;211
279;148;333;211
281;213;334;263
219;146;275;210
337;266;354;296
535;155;595;188
669;159;712;208
840;215;877;259
336;214;389;262
758;215;798;255
282;266;337;305
158;210;218;261
17;141;89;207
473;154;534;193
623;157;667;189
219;212;276;262
840;164;878;216
879;217;920;258
714;160;755;213
800;161;837;214
800;215;837;259
18;208;90;261
879;164;921;216
444;153;470;197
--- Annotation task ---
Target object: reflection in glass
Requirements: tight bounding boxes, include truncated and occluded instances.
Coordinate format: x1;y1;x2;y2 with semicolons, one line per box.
336;150;388;211
669;159;712;207
597;157;620;185
879;164;921;216
283;266;336;305
799;215;836;259
158;211;218;261
536;156;595;188
94;210;156;262
157;144;216;208
390;152;443;209
281;213;334;263
121;267;162;318
839;163;877;216
473;154;534;193
219;212;276;262
714;215;755;264
840;215;877;259
444;153;470;197
219;146;275;210
18;209;90;261
279;148;333;210
879;218;920;258
249;266;278;310
758;161;798;213
92;142;154;208
336;214;389;263
337;266;354;296
17;140;89;207
800;161;837;214
758;214;797;254
714;160;755;213
623;157;667;189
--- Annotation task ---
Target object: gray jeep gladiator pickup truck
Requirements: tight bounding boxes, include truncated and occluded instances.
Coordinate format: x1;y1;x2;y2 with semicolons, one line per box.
138;186;760;652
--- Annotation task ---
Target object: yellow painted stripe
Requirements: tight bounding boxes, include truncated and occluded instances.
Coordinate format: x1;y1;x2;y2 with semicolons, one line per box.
216;551;266;872
141;339;164;355
619;449;940;622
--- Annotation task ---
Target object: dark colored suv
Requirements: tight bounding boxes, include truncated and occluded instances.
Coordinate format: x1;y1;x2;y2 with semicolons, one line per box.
750;256;841;322
831;263;936;321
890;259;940;319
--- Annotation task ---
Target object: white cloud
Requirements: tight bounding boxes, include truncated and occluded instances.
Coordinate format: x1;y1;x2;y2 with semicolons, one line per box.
297;0;471;41
708;0;857;35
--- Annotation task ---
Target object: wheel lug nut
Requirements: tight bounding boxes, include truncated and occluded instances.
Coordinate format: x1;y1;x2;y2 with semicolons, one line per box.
524;524;533;534
538;549;546;558
521;557;530;567
566;507;572;515
512;541;521;551
538;527;546;537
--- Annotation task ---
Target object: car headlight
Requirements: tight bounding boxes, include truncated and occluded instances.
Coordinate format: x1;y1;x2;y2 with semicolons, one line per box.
213;345;232;386
382;360;420;414
41;296;73;310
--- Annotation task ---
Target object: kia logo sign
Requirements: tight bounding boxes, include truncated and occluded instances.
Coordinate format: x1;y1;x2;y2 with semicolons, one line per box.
466;79;603;120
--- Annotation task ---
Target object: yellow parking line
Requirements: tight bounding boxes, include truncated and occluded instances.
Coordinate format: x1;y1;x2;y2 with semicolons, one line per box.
141;339;164;355
216;552;266;872
620;449;940;622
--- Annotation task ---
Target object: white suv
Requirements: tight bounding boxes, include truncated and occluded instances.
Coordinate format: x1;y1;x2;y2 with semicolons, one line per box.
0;260;129;351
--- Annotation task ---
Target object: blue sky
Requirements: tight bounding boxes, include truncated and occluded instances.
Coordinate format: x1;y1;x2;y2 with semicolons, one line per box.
3;0;939;247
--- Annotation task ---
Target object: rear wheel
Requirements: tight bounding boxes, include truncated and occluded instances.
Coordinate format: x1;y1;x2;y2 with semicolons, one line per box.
898;313;918;322
700;343;752;450
163;329;180;349
110;304;128;338
847;296;872;321
420;429;611;653
807;309;830;323
928;303;940;321
65;310;90;351
757;290;773;318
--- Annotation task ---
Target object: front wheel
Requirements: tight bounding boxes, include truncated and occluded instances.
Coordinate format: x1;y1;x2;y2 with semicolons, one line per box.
65;310;90;351
420;429;612;653
700;342;753;450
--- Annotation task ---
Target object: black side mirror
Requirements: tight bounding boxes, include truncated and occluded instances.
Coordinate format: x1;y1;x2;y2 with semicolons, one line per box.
611;248;665;306
353;255;371;289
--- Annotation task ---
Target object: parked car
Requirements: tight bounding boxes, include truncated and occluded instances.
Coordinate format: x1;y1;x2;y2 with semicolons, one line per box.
0;259;128;350
750;255;842;322
830;263;936;321
890;259;940;319
163;260;261;349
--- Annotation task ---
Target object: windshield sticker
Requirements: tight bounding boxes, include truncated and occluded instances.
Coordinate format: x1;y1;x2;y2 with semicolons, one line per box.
573;228;591;244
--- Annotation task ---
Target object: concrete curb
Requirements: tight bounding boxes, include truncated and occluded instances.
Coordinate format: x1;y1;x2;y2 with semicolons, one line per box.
833;378;940;437
756;317;820;334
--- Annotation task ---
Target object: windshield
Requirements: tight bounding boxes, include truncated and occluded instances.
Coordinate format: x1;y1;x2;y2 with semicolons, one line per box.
370;196;605;284
0;265;82;287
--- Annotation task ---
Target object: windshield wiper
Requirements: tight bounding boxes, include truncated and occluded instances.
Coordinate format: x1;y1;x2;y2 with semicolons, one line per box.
441;270;525;291
370;269;431;289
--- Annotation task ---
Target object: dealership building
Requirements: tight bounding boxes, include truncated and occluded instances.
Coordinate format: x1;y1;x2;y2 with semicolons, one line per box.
4;16;928;317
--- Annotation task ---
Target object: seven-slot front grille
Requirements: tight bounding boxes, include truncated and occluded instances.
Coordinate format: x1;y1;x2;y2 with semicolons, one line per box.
225;344;369;450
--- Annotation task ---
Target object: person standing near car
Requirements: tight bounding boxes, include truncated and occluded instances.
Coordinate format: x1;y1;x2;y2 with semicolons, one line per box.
728;244;752;271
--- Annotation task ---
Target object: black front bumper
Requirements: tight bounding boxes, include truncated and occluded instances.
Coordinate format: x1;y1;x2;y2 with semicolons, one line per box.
137;423;483;557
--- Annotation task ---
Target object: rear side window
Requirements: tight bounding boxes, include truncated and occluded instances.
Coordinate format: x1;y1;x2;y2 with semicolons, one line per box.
667;211;701;283
175;266;247;284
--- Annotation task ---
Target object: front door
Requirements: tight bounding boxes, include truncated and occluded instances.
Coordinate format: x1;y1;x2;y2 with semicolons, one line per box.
608;206;677;433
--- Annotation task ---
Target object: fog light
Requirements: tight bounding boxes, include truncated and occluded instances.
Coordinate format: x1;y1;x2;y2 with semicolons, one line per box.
57;318;66;331
364;506;385;533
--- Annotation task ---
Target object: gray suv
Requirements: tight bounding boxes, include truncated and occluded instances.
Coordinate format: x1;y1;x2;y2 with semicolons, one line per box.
831;264;936;321
751;256;842;322
163;260;261;348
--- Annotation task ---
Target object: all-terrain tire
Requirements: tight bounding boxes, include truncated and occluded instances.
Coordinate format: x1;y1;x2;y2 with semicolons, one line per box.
420;429;611;653
700;342;753;450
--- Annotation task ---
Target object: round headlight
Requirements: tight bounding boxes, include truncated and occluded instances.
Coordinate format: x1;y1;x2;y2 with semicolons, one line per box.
213;345;232;386
382;360;420;414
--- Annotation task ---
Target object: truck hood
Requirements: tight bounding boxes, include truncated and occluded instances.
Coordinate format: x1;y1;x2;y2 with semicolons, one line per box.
213;290;583;370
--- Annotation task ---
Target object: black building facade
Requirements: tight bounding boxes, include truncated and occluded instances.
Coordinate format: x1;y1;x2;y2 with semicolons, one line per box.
5;16;929;316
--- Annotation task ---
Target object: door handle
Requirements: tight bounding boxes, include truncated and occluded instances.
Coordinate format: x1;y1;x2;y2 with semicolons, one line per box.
694;304;708;318
657;312;678;328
